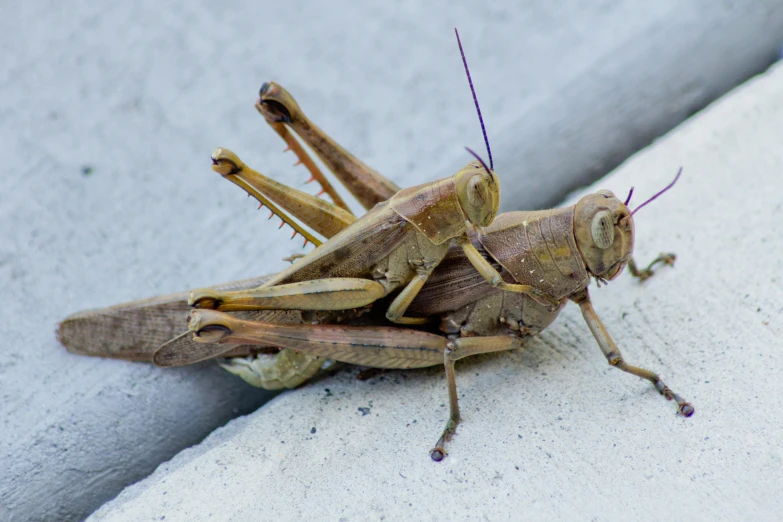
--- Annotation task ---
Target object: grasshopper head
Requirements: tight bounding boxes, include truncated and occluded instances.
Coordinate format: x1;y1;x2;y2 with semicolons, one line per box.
574;168;682;282
454;160;500;228
573;190;634;282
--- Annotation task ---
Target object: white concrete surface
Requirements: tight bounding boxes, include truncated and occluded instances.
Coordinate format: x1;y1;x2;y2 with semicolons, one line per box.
89;62;783;521
3;1;783;521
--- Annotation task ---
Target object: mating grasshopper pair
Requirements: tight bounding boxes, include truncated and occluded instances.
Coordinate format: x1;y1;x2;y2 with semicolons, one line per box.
58;31;693;461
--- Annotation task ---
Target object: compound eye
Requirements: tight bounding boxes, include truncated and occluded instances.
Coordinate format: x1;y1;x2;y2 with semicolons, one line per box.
591;210;615;249
467;174;489;208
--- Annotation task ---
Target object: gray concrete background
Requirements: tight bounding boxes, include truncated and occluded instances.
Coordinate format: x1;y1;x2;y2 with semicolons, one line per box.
91;61;783;522
2;1;782;520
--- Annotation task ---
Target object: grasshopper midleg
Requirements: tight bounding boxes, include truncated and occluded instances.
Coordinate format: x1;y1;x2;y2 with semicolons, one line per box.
571;289;693;415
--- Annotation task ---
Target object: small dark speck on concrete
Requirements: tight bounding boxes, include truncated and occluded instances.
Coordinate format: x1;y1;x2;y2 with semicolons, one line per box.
358;407;371;416
325;388;333;397
311;427;316;434
81;165;93;176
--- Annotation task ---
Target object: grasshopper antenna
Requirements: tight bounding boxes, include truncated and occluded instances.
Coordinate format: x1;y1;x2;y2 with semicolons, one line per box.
455;28;493;170
632;167;682;216
624;187;634;206
464;146;492;176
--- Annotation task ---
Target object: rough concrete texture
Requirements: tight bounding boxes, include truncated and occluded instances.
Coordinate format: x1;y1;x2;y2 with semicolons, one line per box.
90;62;783;521
2;1;783;521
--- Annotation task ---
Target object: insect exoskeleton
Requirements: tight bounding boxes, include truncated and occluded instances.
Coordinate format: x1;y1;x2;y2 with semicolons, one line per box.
573;190;635;282
386;154;498;247
454;159;499;228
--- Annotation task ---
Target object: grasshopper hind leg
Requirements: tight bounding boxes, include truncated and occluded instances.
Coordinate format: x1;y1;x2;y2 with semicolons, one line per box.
189;309;523;461
220;349;323;390
430;336;523;461
256;82;401;210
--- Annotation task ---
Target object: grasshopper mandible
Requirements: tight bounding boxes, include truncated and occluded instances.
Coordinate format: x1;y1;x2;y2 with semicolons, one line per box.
58;30;693;461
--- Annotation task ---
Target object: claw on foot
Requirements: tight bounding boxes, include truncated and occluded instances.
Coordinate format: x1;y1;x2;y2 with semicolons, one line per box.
430;448;445;462
429;418;458;462
680;403;695;417
654;379;694;416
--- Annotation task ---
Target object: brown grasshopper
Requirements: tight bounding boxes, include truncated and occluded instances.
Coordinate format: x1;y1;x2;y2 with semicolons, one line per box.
58;31;693;461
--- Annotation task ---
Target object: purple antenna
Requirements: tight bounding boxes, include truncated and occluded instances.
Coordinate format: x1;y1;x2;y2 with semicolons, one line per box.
465;146;492;177
632;168;682;216
455;28;493;170
624;186;634;206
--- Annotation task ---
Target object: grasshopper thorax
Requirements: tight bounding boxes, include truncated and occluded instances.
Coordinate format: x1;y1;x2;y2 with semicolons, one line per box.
573;191;634;282
454;160;499;228
389;160;499;246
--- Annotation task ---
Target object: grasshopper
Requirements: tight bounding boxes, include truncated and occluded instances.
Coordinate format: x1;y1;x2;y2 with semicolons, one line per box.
58;31;693;461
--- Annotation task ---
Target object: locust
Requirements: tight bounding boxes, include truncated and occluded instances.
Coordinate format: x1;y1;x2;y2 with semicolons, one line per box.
58;30;693;461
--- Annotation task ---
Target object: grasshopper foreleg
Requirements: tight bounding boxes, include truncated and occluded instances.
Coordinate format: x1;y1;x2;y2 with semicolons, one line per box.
572;289;694;416
627;253;676;282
